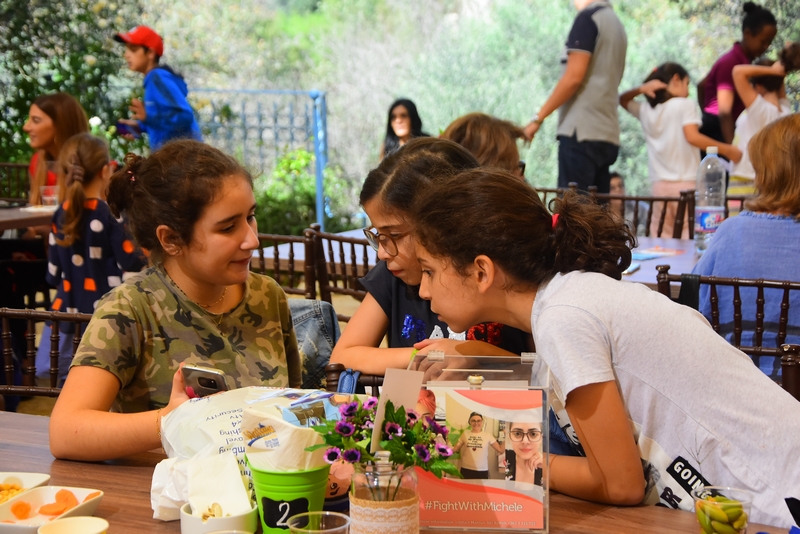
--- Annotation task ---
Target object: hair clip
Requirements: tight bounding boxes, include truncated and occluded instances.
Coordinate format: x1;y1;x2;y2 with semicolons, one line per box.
551;213;560;229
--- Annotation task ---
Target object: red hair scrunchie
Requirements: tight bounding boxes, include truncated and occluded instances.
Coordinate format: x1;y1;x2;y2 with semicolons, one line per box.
551;213;559;229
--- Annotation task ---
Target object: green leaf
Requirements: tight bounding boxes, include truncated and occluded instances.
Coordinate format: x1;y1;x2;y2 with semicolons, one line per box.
305;443;329;452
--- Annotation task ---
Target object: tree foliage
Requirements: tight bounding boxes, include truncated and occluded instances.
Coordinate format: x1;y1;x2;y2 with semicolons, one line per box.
0;0;144;162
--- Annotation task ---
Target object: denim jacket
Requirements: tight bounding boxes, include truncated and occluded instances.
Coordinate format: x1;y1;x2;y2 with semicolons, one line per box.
288;299;340;389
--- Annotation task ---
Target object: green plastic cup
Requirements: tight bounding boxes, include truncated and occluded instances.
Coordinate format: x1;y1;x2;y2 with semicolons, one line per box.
247;456;331;533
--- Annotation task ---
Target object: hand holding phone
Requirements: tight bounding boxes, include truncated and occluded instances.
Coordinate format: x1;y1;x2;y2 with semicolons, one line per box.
181;365;234;398
115;120;141;138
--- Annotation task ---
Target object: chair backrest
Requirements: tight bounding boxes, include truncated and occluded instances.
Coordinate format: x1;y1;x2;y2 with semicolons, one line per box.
324;362;383;397
0;163;30;203
533;183;578;206
724;194;752;218
656;264;800;396
307;224;374;322
589;188;694;239
0;308;92;398
252;232;316;299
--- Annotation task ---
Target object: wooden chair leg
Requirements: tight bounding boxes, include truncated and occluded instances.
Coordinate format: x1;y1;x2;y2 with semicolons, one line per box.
781;344;800;402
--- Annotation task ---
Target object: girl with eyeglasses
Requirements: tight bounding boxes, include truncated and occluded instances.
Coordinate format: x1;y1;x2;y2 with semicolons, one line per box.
452;413;504;480
329;138;531;376
504;422;544;486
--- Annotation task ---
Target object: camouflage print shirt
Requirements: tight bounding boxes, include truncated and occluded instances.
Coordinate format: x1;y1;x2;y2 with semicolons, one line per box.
72;266;302;413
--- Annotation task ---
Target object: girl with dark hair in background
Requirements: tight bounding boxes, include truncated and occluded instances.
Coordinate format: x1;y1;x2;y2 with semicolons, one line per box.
35;133;146;384
410;171;800;527
49;139;301;462
380;98;429;159
330;137;530;375
697;2;777;145
21;93;89;237
620;62;741;237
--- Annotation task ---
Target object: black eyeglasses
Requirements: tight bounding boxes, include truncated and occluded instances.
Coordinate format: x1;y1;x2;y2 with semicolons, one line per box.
363;226;410;257
469;419;483;424
508;429;542;442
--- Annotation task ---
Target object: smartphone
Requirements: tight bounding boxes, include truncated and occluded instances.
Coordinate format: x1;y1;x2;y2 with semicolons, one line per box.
181;365;234;398
115;121;141;138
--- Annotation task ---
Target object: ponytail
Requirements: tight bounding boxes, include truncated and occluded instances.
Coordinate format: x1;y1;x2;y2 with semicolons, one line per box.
643;62;689;108
55;134;109;247
411;170;635;289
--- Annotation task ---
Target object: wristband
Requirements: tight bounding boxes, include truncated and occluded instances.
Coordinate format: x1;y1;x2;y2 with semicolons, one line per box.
531;113;544;125
155;408;162;441
410;348;419;362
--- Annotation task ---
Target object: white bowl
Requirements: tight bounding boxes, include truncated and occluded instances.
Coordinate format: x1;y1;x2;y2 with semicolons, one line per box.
0;486;104;534
36;517;109;534
0;474;51;505
179;502;258;534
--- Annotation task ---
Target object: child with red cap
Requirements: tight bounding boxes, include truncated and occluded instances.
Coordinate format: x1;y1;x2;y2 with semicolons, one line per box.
114;26;202;150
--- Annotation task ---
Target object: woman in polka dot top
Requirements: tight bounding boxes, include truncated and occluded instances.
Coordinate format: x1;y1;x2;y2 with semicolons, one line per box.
36;133;146;384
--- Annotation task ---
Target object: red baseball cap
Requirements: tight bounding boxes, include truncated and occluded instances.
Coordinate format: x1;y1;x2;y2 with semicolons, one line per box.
114;26;164;57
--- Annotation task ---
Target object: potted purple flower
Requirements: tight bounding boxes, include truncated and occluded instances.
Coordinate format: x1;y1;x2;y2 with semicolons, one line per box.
306;397;460;533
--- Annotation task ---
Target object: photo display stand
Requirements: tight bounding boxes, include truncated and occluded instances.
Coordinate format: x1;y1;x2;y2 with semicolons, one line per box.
412;352;549;532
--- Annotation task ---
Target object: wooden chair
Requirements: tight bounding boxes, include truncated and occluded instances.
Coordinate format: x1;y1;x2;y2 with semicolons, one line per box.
656;265;800;396
724;194;752;218
252;231;316;299
307;224;373;322
324;362;383;397
589;188;694;239
0;308;92;400
779;344;800;401
0;162;29;203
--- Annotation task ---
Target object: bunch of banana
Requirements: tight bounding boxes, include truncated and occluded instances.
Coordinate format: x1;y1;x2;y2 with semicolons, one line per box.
695;495;748;534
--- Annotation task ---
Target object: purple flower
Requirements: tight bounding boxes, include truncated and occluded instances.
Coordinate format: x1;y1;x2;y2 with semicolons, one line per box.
363;397;379;410
436;443;453;458
335;421;356;437
427;418;448;438
324;448;342;464
339;401;359;418
406;409;419;425
384;422;403;439
414;444;431;462
361;420;374;430
342;448;361;463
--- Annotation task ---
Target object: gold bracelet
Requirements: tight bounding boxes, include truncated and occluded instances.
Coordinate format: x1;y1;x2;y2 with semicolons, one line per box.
155;408;162;441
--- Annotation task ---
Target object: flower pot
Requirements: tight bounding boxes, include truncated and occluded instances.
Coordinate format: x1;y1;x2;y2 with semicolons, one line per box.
349;464;418;534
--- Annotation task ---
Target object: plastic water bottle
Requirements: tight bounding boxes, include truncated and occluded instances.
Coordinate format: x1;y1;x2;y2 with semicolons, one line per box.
694;147;726;254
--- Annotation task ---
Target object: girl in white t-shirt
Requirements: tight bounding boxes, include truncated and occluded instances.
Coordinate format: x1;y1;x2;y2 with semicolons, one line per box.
619;63;741;237
729;58;793;196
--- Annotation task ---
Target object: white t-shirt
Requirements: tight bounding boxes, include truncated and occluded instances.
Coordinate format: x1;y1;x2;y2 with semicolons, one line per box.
626;97;702;182
458;430;496;472
531;271;800;528
731;95;792;180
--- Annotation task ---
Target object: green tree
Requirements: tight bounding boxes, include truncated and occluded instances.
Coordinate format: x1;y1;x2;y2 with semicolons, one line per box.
0;0;145;163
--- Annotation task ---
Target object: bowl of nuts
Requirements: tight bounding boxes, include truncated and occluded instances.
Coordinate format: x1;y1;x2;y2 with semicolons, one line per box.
179;502;258;534
0;474;51;505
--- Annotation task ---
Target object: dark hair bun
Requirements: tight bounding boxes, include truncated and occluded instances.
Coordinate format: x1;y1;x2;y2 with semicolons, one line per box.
743;2;757;13
107;152;143;218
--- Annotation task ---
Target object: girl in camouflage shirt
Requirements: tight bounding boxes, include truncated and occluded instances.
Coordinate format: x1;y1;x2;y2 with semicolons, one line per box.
50;140;301;461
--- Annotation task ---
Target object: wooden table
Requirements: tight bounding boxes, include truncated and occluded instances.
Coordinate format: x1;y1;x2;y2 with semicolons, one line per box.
0;412;784;533
0;206;55;232
624;236;699;297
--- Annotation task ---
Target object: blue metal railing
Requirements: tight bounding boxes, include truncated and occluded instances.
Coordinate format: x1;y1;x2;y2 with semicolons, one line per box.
191;88;329;230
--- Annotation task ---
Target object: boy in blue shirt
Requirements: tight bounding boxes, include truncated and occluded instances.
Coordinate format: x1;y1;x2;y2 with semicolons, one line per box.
114;26;202;150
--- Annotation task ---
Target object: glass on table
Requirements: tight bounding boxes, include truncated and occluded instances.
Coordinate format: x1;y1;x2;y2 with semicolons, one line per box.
691;486;752;534
39;185;59;206
287;511;350;533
